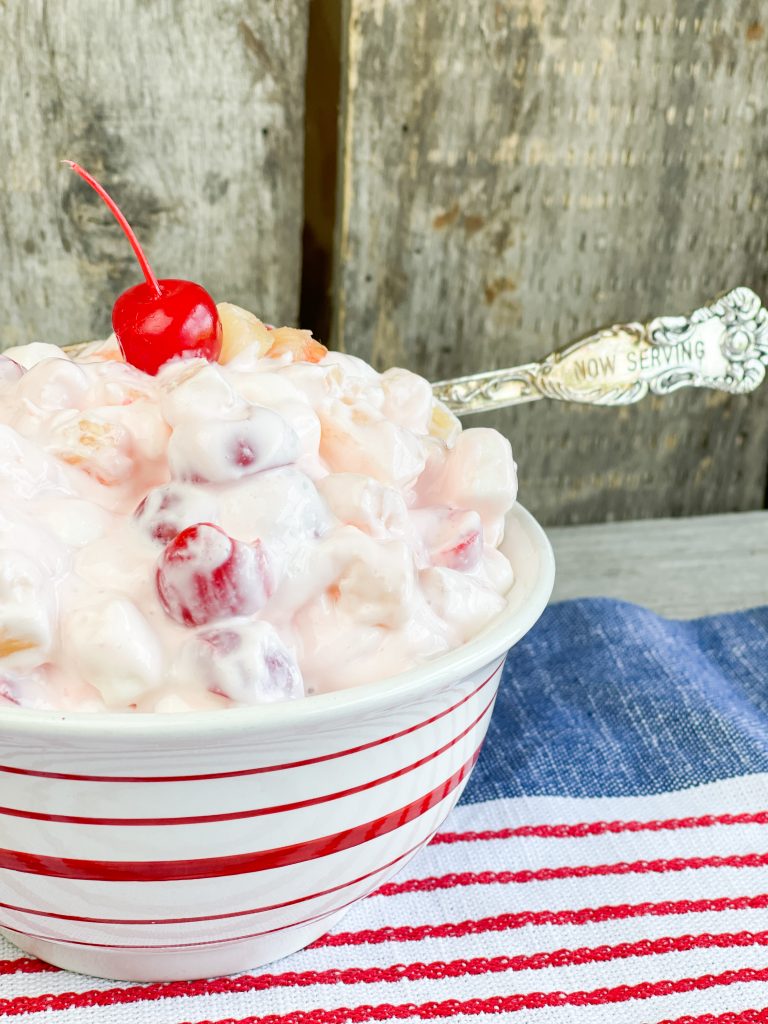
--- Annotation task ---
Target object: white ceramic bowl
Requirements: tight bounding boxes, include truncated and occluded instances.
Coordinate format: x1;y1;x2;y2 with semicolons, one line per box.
0;503;554;982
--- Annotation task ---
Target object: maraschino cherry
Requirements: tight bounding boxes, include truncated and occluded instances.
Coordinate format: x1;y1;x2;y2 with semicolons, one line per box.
156;523;271;627
65;161;222;375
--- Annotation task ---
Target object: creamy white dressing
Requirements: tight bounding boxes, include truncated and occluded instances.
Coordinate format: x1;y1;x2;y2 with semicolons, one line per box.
0;337;518;711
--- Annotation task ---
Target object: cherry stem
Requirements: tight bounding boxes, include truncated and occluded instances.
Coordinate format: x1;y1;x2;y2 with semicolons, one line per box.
64;161;162;298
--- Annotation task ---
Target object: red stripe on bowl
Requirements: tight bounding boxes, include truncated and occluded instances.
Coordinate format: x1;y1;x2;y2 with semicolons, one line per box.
0;691;495;826
0;844;419;951
0;829;438;928
0;747;480;882
0;903;343;951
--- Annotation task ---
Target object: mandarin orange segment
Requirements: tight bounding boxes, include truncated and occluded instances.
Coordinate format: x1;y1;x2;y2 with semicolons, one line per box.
0;632;37;657
266;326;328;364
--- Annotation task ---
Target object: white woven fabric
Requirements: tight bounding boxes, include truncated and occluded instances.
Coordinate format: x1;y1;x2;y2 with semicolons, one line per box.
4;772;768;1024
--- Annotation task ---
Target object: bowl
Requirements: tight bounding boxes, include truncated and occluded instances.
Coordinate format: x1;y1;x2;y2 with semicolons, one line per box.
0;502;554;982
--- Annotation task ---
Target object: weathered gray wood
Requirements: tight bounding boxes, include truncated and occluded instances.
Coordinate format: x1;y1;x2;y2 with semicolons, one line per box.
549;510;768;617
0;0;308;347
334;0;768;526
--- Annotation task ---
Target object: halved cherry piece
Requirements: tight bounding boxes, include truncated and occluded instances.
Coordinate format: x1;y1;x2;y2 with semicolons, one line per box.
185;622;303;704
155;523;270;627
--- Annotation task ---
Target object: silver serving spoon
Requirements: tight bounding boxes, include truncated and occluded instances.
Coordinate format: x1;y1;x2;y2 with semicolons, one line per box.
431;286;768;415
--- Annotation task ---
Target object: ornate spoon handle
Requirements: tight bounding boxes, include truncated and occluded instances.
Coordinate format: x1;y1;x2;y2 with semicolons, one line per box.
431;286;768;415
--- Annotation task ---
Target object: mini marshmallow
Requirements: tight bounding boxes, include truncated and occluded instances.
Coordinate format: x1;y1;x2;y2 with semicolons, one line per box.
420;566;507;644
319;402;426;489
335;538;417;629
160;360;247;426
173;621;303;705
317;474;412;540
168;408;300;483
63;597;164;708
380;367;433;434
15;358;89;411
0;551;54;669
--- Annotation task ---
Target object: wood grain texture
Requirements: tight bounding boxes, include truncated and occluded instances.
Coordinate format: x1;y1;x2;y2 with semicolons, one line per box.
0;0;308;347
334;0;768;525
549;510;768;617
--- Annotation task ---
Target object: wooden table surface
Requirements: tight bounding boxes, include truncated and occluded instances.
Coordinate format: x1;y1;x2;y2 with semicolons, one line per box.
548;510;768;618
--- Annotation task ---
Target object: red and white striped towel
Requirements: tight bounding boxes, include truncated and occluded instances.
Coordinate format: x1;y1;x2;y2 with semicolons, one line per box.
4;772;768;1024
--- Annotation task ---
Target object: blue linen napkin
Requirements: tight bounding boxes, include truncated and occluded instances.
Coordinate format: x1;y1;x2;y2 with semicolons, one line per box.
468;597;768;801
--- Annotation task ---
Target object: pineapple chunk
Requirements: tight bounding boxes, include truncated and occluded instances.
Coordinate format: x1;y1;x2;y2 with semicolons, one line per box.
428;400;461;444
217;303;274;363
46;410;133;485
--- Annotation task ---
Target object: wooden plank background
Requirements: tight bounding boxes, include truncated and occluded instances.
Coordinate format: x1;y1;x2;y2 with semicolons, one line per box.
2;0;768;526
333;0;768;525
549;511;768;617
0;0;308;347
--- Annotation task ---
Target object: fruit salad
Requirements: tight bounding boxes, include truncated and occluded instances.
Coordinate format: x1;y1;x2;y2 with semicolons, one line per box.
0;306;517;711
